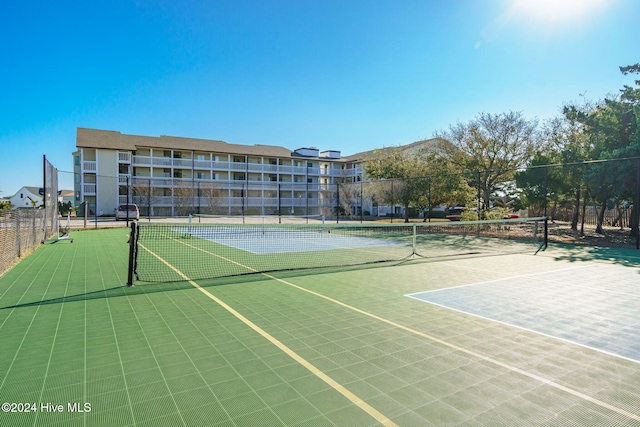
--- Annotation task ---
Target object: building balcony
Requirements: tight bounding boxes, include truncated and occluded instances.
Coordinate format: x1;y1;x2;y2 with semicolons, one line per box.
83;183;96;195
83;161;97;172
118;152;131;163
130;155;357;178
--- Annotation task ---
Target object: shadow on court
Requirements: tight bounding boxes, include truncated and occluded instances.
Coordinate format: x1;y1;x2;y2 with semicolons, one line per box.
1;251;504;310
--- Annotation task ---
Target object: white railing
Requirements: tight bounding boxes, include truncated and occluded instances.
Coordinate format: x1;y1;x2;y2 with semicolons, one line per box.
83;183;96;194
118;152;131;163
128;155;362;179
172;158;193;168
83;161;97;172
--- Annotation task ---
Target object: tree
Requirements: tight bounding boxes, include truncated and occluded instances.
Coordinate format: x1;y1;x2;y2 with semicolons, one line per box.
414;153;475;221
564;64;640;237
363;145;431;222
435;111;540;214
515;113;593;229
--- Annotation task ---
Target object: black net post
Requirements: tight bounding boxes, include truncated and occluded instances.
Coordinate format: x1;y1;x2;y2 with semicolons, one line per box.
544;165;549;220
127;221;137;286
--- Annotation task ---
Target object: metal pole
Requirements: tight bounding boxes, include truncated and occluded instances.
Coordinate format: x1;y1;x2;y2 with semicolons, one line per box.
126;222;137;286
336;182;340;224
42;155;48;241
390;180;394;224
126;176;130;227
544;166;548;220
360;180;364;223
636;158;640;249
427;177;431;223
476;170;481;220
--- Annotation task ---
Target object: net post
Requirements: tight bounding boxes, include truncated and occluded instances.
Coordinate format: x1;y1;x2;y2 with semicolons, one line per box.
127;221;137;287
544;216;548;249
412;223;417;255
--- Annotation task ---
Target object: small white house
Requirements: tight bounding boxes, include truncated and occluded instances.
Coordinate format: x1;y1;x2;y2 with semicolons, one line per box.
9;186;44;209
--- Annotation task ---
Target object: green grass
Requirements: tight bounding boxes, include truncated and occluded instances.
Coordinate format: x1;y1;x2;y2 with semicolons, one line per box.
1;227;639;426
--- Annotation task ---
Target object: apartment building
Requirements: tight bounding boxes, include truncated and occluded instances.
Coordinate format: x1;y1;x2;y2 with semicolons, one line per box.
73;128;366;217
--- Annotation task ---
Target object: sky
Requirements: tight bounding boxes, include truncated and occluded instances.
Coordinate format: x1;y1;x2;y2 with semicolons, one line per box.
1;0;638;197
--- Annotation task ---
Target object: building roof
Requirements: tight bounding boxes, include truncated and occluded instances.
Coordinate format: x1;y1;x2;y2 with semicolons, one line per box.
77;128;296;158
17;186;43;197
76;128;448;164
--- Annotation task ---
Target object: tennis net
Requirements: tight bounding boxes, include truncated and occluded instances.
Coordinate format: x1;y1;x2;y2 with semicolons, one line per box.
127;217;547;285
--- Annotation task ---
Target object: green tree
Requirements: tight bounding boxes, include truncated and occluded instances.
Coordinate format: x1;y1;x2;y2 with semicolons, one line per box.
363;147;430;222
564;64;640;236
515;113;593;229
435;111;540;214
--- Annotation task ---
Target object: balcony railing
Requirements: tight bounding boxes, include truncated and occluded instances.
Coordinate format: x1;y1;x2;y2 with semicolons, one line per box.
118;152;131;163
130;155;359;177
83;183;96;195
83;161;96;172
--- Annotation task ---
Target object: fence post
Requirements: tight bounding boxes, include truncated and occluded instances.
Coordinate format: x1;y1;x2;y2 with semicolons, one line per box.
636;158;640;249
390;180;394;223
476;171;481;220
360;180;364;223
336;182;340;224
427;177;431;223
16;211;21;258
42;155;47;241
126;176;130;226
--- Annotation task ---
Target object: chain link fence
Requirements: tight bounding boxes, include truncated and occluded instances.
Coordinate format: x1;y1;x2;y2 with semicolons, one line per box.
81;156;640;249
0;156;61;276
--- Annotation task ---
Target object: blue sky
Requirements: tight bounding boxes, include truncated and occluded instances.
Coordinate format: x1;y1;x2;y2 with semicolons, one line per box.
1;0;638;197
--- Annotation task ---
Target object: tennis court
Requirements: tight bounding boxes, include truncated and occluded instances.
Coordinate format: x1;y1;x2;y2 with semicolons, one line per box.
1;223;640;426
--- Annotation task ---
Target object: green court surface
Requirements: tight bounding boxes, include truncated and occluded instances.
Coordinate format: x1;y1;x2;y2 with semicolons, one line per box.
1;227;640;426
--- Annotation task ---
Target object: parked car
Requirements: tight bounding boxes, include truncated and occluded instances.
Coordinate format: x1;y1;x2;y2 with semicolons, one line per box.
115;204;139;221
446;206;465;221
